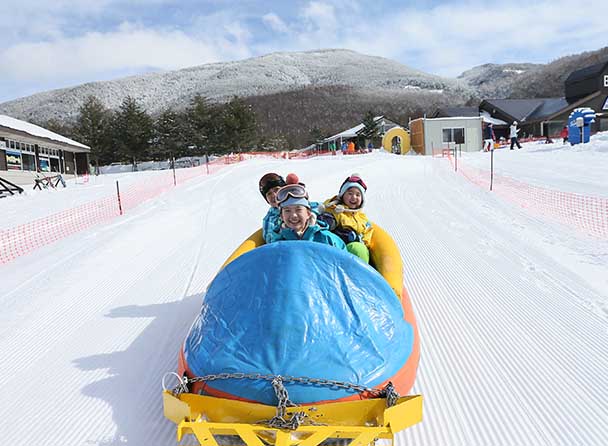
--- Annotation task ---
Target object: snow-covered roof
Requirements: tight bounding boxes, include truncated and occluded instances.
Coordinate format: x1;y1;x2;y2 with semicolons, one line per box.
0;114;90;150
481;111;508;125
323;116;395;142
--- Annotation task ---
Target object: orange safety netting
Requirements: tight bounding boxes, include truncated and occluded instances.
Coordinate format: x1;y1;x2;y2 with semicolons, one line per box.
445;152;608;239
1;149;355;265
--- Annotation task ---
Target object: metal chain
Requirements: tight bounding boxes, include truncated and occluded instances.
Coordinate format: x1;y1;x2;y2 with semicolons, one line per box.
168;372;400;428
263;376;307;430
172;372;382;396
381;381;400;408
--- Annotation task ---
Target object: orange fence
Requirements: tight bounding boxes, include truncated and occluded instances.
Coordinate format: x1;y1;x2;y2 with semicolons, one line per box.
445;152;608;239
0;160;232;265
0;149;362;265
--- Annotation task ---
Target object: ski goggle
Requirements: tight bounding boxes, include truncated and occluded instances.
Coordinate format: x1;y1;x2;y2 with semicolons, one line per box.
277;183;308;204
342;175;367;191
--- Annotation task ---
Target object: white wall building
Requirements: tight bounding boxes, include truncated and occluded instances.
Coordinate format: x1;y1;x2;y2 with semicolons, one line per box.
410;116;483;155
0;114;90;185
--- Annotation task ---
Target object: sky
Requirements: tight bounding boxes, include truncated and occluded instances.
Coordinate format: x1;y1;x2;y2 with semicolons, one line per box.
1;0;607;103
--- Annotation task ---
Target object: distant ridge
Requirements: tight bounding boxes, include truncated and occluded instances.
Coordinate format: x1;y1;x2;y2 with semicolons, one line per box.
0;49;474;123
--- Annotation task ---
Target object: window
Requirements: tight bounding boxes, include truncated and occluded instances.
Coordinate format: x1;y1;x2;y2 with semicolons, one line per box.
39;157;50;172
442;128;465;144
6;149;22;170
22;153;36;171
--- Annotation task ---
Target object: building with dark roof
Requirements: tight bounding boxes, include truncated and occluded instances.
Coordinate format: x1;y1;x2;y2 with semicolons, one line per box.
479;98;568;138
479;61;608;138
565;61;608;103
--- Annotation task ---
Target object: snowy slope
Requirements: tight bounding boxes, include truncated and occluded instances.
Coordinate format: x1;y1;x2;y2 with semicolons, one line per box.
1;144;607;445
0;49;473;122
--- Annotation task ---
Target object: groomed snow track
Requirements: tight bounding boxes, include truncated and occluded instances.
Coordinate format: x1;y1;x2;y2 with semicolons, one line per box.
0;153;607;445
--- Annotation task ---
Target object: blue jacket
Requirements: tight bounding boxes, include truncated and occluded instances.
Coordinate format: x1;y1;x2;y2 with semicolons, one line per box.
484;125;494;140
264;202;322;243
276;220;346;249
262;207;282;243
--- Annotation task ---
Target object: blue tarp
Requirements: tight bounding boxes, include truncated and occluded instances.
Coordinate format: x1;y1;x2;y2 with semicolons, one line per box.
184;241;414;404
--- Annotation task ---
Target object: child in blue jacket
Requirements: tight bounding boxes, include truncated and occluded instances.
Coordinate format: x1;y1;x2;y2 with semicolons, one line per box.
274;180;346;249
259;173;286;243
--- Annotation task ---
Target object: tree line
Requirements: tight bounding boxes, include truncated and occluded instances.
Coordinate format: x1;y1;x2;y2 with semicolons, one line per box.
38;84;461;167
42;94;258;169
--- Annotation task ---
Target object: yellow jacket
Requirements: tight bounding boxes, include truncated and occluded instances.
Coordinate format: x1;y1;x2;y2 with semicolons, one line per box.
321;196;373;246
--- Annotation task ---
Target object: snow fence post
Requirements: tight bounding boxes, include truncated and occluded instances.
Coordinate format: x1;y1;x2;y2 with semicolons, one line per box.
490;147;494;191
172;156;177;186
116;180;123;216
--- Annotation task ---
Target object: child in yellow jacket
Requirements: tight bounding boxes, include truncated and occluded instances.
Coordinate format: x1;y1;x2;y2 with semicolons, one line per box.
318;173;373;262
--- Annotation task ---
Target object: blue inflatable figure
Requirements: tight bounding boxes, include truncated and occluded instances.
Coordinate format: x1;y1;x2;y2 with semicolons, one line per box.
568;107;596;145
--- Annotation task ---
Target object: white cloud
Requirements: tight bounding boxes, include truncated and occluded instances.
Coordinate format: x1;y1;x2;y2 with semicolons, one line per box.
301;1;337;31
263;12;290;33
0;23;250;82
2;0;608;102
272;0;608;77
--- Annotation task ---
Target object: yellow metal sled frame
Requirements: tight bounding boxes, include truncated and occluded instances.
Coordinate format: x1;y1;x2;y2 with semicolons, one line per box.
164;391;422;446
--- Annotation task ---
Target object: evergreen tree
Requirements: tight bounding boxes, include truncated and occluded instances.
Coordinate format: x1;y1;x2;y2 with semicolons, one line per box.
112;96;153;168
359;110;379;143
307;126;325;146
185;95;215;154
219;96;257;152
41;118;75;139
152;108;187;160
73;95;113;171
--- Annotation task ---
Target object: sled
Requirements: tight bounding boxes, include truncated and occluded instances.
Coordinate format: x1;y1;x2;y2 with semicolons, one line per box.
163;224;422;445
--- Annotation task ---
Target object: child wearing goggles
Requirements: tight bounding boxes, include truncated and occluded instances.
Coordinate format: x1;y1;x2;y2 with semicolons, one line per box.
272;177;346;249
317;173;373;263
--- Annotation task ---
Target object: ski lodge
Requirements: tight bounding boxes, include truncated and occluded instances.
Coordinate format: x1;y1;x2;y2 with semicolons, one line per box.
477;61;608;139
0;114;90;185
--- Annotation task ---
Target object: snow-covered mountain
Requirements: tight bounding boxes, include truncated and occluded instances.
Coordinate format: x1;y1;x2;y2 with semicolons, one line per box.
457;62;542;98
0;49;474;122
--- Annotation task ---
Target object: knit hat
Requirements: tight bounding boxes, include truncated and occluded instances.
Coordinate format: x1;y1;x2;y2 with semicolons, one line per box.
338;173;367;208
259;173;286;201
278;174;311;209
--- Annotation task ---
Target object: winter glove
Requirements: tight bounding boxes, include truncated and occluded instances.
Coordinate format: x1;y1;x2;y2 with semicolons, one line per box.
317;212;337;231
335;228;359;244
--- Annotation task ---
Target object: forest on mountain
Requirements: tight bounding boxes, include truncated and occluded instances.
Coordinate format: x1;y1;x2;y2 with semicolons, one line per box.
18;46;608;163
508;46;608;99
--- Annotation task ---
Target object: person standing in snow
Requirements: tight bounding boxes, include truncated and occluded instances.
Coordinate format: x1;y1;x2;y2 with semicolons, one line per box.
560;126;569;144
510;121;522;150
483;123;495;152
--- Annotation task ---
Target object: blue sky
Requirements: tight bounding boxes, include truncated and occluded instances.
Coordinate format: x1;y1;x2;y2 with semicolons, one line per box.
1;0;607;103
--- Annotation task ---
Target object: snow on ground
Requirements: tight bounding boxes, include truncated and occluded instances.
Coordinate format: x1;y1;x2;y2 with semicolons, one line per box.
1;143;607;446
1;169;172;229
461;132;608;197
